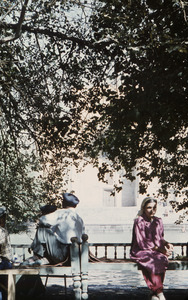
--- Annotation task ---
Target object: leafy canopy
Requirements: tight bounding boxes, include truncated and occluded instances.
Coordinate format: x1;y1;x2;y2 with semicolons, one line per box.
0;0;187;226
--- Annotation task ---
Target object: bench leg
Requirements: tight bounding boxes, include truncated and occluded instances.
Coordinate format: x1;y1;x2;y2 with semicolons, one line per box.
81;272;88;300
64;275;67;296
72;274;81;300
44;275;49;286
7;273;16;300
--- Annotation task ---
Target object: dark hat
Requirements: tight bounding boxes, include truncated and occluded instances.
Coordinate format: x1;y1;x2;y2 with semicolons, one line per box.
63;193;79;207
0;206;6;218
40;204;57;215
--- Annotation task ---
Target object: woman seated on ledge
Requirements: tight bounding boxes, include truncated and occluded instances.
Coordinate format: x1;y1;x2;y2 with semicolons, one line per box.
130;197;173;300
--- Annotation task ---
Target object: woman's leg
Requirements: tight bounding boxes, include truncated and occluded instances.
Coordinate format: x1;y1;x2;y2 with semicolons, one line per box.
150;272;165;294
141;267;165;294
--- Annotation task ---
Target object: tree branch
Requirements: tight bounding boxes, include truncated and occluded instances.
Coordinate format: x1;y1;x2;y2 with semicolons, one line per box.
0;22;112;49
0;2;18;23
179;0;188;23
0;0;29;44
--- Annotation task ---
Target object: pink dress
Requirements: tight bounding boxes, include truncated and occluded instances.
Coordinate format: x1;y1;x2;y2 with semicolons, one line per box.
130;214;168;274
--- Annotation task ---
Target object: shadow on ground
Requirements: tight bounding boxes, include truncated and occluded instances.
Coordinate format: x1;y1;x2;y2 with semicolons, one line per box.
37;285;188;300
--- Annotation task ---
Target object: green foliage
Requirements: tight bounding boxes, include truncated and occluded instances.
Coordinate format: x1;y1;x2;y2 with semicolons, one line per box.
0;0;187;225
0;126;42;232
85;0;188;199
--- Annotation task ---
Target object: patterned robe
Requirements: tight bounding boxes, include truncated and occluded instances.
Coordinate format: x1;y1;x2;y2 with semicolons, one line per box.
130;214;168;274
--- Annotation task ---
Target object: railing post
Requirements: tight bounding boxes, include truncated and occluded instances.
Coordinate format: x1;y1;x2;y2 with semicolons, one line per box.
23;248;26;261
124;246;126;260
114;246;117;259
105;246;107;259
181;245;184;256
95;246;98;258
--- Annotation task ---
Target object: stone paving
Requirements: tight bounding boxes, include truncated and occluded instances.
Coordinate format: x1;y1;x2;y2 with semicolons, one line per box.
43;286;188;300
38;269;188;300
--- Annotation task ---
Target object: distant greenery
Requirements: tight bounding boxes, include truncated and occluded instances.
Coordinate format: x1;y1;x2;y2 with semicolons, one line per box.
0;0;187;226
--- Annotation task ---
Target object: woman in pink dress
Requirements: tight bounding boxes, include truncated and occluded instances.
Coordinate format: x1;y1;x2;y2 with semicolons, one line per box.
130;197;173;300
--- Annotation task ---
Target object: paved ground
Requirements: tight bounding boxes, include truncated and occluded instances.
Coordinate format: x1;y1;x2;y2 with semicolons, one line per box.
43;286;188;300
32;269;188;300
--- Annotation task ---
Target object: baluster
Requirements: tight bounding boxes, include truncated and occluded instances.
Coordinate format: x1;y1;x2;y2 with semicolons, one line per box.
23;248;26;261
124;246;126;260
95;246;98;257
114;246;117;259
181;245;184;256
105;246;107;259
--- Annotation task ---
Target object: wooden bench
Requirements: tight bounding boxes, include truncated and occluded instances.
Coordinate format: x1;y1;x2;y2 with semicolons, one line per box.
80;237;188;299
10;237;188;300
2;236;87;300
0;268;39;300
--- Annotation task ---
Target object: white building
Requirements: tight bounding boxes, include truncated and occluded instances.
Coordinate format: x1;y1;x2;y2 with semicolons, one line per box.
65;160;182;233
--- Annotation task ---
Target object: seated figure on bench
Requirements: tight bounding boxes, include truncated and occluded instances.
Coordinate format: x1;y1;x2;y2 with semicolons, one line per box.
23;193;85;266
0;206;13;299
130;197;173;300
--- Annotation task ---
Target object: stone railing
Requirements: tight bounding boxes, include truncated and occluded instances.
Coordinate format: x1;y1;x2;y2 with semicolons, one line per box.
89;242;188;261
11;242;188;263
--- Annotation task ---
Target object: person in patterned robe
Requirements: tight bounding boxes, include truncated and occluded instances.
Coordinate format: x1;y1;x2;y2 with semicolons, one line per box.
130;197;173;300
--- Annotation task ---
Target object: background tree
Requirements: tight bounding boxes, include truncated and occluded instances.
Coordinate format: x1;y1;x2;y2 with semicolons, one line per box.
84;0;188;214
0;0;187;226
0;117;43;231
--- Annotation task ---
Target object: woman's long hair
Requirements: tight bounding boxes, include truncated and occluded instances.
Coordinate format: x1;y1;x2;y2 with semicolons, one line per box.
137;196;157;217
